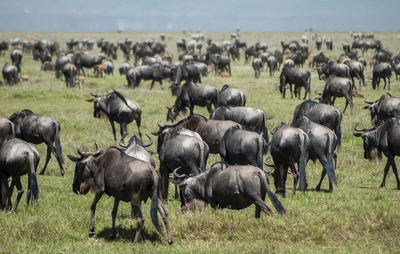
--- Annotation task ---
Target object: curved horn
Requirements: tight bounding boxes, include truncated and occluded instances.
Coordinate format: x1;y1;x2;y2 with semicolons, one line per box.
173;166;187;179
363;98;374;105
94;142;99;151
142;134;153;147
353;122;373;132
90;92;98;97
77;144;83;157
157;120;163;128
119;133;128;148
264;157;275;168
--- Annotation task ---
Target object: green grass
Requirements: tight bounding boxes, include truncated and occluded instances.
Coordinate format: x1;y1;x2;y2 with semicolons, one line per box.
0;31;400;253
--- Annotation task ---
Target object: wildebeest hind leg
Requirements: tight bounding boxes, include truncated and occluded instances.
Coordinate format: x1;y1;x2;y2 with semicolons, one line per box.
380;159;391;188
158;200;173;245
110;199;120;239
254;198;273;218
39;146;52;175
0;174;9;209
316;168;326;191
131;204;144;243
389;157;400;189
289;164;298;195
46;143;65;176
11;177;23;212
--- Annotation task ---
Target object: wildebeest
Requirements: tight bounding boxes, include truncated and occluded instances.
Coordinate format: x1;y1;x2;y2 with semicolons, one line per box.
317;61;350;80
211;106;269;141
363;93;400;125
287;51;308;67
55;55;72;79
0;118;14;144
152;127;209;199
325;38;333;50
218;84;246;107
171;62;202;87
266;56;278;76
0;136;40;211
345;60;365;88
292;116;338;191
392;62;400;80
269;123;309;196
315;38;323;50
0;41;8;55
126;64;171;89
171;163;285;217
10;49;22;72
245;46;259;63
166;82;219;121
118;63;131;75
312;52;329;68
292;100;342;148
9;109;64;176
372;62;392;90
67;146;173;244
157;114;241;154
353;119;400;190
219;126;268;169
279;65;311;100
2;63;18;85
252;58;263;78
207;53;231;76
119;133;155;168
319;76;353;114
62;63;77;88
73;52;105;76
87;90;142;141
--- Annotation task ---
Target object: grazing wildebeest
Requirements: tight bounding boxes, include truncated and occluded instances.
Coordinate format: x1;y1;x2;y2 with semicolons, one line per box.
9;109;65;176
219;126;268;169
345;60;365;88
353;119;400;190
287;51;308;67
157;114;241;154
62;63;77;88
279;65;311;100
171;163;285;217
67;147;173;244
292;116;338;191
207;53;231;76
87;90;142;141
166;82;219;121
2;63;18;85
10;49;22;72
372;62;392;90
119;134;155;168
363;93;400;125
211;106;269;142
73;52;105;76
152;127;209;199
352;40;366;55
252;58;263;78
126;64;171;89
292;100;342;148
0;136;40;211
365;40;383;53
219;84;246;107
118;63;131;75
269;123;309;196
319;76;353;114
41;61;55;71
55;55;72;79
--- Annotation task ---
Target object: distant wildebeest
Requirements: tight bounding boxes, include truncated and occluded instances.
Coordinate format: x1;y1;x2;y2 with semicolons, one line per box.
0;118;14;144
73;52;105;76
219;126;268;169
218;84;246;107
87;90;142;141
315;38;323;50
266;56;278;76
9;109;65;176
279;65;311;100
292;100;342;148
344;60;365;88
312;52;329;68
392;62;400;80
353;119;400;190
2;63;18;85
62;63;77;88
252;58;263;78
171;62;202;87
317;61;350;80
152;126;209;199
363;93;400;125
41;61;55;71
126;64;171;89
118;63;131;75
55;55;72;79
0;41;9;55
67;146;173;244
102;59;114;75
228;45;240;61
171;163;285;217
372;62;392;90
166;82;219;121
245;45;259;63
292;116;338;191
365;40;383;53
269;123;309;196
0;136;40;211
10;50;22;73
318;76;353;114
325;38;333;50
287;51;308;67
351;40;366;55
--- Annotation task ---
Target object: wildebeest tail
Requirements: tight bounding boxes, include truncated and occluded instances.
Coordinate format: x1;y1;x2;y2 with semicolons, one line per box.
28;153;39;202
325;134;337;186
150;184;162;234
54;122;64;164
257;137;263;170
258;171;286;215
335;110;342;148
298;133;308;192
307;72;311;99
262;113;269;144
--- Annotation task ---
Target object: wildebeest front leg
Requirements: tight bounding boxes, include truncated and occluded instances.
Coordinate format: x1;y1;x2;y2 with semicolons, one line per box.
0;174;9;209
89;192;103;237
120;122;128;140
109;120;117;141
131;204;144;243
110;199;120;239
289;84;293;99
389;157;400;189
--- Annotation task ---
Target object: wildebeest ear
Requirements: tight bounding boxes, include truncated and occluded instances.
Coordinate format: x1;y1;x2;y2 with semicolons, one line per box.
67;155;80;162
86;99;94;102
353;132;363;137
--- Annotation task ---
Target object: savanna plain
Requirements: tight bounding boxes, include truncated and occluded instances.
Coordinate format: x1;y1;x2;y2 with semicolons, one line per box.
0;31;400;253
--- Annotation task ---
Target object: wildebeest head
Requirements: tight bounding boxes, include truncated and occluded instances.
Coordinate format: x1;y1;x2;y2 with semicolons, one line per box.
166;105;186;122
86;92;107;118
67;146;104;194
353;123;381;160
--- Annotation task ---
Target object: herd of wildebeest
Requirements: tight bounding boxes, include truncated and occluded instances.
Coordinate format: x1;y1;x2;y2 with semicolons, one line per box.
1;30;400;245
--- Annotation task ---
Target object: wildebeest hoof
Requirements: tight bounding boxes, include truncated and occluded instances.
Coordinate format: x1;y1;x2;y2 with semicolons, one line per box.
109;233;116;240
168;240;173;245
88;230;95;237
315;186;321;192
379;184;385;188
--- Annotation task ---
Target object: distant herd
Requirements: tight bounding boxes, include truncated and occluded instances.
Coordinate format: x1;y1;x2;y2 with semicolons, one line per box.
1;30;400;244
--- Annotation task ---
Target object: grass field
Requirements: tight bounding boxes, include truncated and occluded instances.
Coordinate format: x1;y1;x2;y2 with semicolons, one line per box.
0;30;400;253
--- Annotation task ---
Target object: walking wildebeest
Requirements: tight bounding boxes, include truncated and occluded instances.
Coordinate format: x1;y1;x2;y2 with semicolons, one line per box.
353;119;400;190
166;82;219;121
152;127;209;199
319;76;353;114
171;163;285;217
372;62;392;90
2;63;18;85
219;126;268;169
279;65;311;100
87;90;142;141
10;49;22;72
269;123;309;196
292;100;342;148
292;116;338;191
9;109;64;176
218;84;246;107
252;58;263;79
73;52;105;76
363;93;400;125
67;146;173;244
0;136;40;211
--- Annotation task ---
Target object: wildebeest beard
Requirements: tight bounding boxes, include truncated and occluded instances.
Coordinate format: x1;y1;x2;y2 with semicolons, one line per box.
368;147;382;161
80;178;97;194
184;198;206;211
